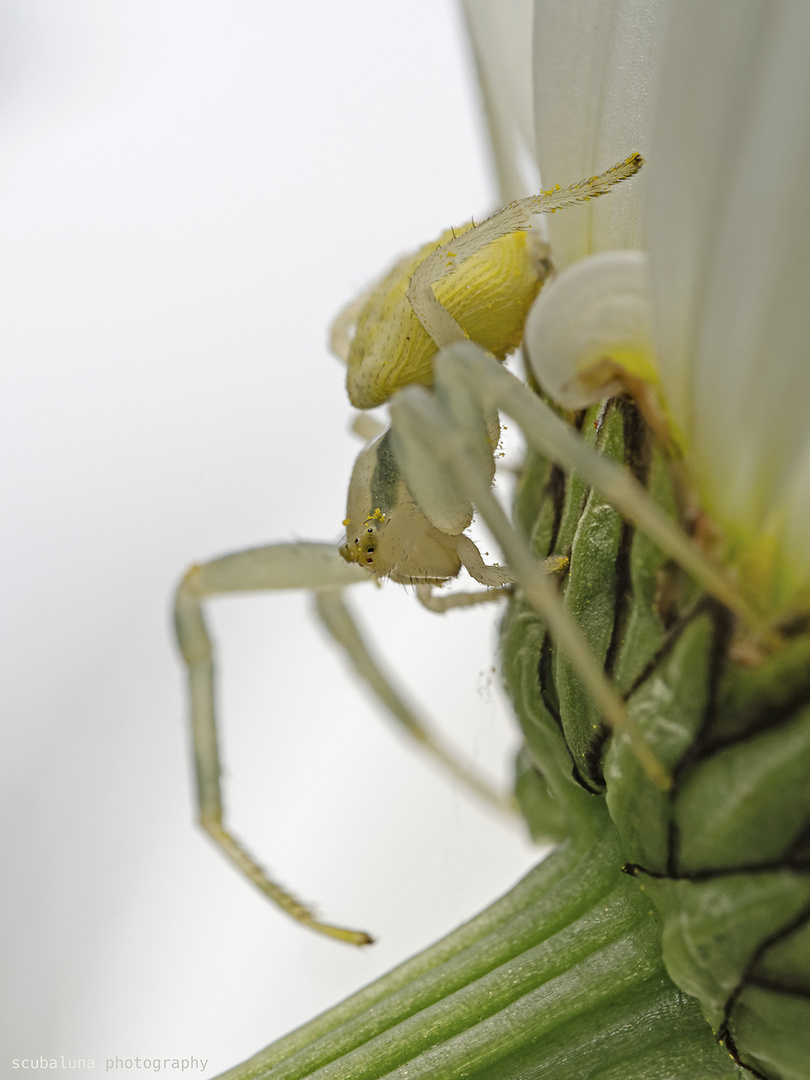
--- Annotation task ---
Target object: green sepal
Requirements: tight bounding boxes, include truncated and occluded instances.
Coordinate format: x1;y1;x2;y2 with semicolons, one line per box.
509;446;557;549
731;987;810;1080
641;871;810;1033
711;629;810;747
753;908;810;986
675;704;810;871
553;404;626;787
605;610;716;871
505;393;810;1077
500;588;604;842
513;745;572;844
610;440;686;694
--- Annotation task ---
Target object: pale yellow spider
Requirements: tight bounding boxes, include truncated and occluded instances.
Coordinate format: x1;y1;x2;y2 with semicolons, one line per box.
174;152;742;947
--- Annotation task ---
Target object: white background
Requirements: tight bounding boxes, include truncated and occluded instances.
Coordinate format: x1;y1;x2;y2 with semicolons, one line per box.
1;3;542;1077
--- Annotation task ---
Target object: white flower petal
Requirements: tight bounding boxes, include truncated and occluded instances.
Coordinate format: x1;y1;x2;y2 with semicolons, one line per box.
532;0;668;267
647;0;810;573
462;0;538;201
525;250;656;409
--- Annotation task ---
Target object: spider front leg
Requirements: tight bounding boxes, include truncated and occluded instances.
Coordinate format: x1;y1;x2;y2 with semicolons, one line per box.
175;539;516;943
343;156;643;411
437;345;761;629
174;542;374;945
406;154;644;351
391;342;763;790
314;589;516;817
389;346;670;790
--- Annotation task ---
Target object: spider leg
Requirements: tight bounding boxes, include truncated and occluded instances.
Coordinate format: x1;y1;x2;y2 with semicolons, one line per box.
314;589;516;817
392;342;768;785
174;542;374;945
175;538;518;941
388;349;671;790
414;583;509;613
407;155;643;350
437;344;762;630
414;549;566;613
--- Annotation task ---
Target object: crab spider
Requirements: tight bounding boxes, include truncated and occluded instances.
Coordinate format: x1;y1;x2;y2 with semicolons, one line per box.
175;152;748;947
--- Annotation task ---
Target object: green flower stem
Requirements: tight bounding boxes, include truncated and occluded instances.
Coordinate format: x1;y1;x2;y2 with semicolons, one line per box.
218;819;739;1080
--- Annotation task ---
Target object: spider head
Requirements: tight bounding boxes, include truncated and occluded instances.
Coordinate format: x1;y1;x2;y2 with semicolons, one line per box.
340;509;386;572
341;430;465;583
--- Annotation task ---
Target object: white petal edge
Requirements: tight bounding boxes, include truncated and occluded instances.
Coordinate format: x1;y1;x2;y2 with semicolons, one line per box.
524;249;656;410
461;0;538;202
